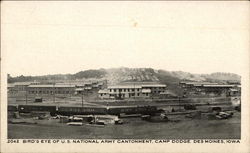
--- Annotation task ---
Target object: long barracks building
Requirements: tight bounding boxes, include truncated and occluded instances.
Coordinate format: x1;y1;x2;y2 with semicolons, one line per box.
179;81;240;97
8;81;106;96
98;83;167;99
27;84;76;95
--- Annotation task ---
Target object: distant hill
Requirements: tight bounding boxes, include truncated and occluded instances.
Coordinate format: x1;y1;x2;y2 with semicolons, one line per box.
201;72;241;81
74;69;107;79
8;67;241;85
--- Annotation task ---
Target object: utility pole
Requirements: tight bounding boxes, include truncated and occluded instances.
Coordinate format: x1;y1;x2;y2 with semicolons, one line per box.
53;77;55;103
25;88;28;105
81;88;84;108
69;81;72;99
134;82;136;100
178;96;181;111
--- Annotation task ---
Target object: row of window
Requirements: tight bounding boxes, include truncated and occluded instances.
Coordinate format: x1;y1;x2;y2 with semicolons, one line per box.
29;90;72;94
109;88;140;92
100;93;149;97
109;88;165;92
151;91;163;94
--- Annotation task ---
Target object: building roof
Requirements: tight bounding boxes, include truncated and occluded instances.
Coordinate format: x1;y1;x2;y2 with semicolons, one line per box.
84;82;93;85
227;80;240;83
14;82;32;86
28;84;76;88
141;89;151;93
185;82;218;85
118;81;160;85
108;83;166;89
180;81;195;84
7;84;15;88
202;84;235;88
108;85;142;89
229;88;238;92
75;88;84;91
75;87;92;91
141;84;166;88
75;84;85;87
98;89;109;94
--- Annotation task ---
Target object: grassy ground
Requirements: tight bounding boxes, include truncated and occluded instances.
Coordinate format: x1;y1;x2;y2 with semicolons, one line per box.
8;111;240;139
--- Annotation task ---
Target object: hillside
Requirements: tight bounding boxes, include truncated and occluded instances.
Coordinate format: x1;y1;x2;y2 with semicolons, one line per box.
201;72;241;81
8;67;241;85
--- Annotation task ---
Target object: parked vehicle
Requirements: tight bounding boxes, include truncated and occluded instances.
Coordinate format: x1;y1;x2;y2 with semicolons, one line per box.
67;122;83;126
216;112;233;119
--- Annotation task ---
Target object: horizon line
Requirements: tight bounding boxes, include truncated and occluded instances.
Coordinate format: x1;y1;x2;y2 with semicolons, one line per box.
7;67;241;77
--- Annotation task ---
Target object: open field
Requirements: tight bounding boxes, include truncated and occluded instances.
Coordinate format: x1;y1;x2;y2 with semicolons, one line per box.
8;111;240;139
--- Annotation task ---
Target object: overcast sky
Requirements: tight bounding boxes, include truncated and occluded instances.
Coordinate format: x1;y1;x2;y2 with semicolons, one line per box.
2;1;249;76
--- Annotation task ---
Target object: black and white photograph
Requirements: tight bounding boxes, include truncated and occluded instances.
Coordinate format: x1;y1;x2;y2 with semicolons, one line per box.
1;1;249;153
